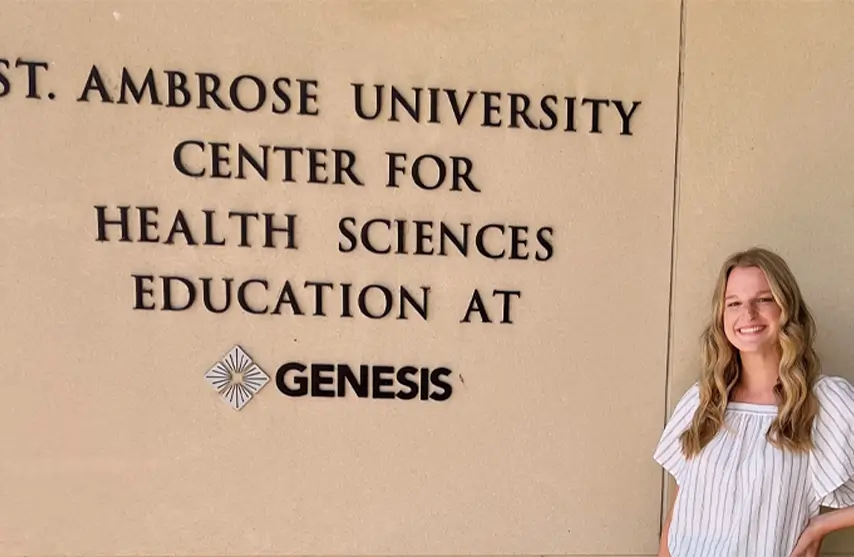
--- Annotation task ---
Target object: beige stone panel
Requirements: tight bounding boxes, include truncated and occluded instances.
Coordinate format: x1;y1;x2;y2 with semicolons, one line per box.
0;1;679;555
672;1;854;553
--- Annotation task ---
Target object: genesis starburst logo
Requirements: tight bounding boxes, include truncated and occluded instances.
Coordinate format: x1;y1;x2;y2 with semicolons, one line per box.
204;345;270;410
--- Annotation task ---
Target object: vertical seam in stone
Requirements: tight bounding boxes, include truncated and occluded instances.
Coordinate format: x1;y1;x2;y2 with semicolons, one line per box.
661;0;689;536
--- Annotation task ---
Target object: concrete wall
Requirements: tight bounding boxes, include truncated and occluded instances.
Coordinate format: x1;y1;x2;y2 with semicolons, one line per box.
0;1;851;555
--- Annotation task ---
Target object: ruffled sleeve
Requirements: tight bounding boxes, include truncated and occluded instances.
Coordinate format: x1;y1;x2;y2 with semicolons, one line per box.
653;383;700;486
810;375;854;508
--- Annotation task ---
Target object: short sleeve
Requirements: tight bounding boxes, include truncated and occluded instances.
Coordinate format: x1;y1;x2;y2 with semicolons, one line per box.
653;383;700;486
810;375;854;508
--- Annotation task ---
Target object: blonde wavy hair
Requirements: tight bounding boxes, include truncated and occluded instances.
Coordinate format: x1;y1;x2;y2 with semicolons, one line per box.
680;247;821;458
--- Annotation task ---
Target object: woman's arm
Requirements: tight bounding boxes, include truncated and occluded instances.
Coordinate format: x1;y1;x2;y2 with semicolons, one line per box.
789;506;854;557
658;484;678;557
811;505;854;536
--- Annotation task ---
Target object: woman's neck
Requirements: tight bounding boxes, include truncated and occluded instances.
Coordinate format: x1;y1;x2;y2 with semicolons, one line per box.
732;348;781;404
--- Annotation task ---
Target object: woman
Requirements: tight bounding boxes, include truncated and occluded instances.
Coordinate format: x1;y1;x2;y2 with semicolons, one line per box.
654;247;854;557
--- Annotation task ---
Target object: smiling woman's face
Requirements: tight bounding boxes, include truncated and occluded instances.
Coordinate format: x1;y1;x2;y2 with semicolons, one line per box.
722;265;783;354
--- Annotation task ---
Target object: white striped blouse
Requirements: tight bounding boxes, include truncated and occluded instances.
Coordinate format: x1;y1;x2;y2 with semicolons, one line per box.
654;374;854;557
